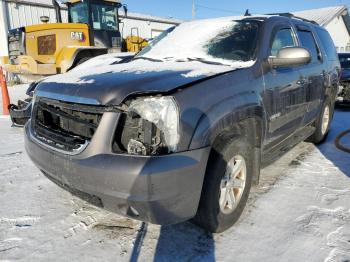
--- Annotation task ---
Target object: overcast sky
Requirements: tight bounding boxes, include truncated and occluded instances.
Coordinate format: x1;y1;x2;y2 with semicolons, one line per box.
123;0;349;20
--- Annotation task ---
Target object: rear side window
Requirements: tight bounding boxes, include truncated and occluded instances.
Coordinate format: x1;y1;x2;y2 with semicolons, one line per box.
297;30;320;63
316;28;338;60
270;28;296;56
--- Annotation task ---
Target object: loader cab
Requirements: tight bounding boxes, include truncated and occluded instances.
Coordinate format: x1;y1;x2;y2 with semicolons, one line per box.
67;0;123;52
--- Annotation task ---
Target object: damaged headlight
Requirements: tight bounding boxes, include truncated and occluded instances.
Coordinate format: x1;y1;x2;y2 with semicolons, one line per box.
114;96;180;155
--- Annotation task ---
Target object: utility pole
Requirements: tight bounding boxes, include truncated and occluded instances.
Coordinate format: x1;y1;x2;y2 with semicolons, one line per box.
192;0;196;20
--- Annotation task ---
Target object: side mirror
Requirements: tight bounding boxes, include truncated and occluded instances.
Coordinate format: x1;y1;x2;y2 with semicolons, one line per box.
268;47;311;68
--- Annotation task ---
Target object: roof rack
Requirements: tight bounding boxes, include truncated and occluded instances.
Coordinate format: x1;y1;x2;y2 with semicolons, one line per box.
267;12;318;25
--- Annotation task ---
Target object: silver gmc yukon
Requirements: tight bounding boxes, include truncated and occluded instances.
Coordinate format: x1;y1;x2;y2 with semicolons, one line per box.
25;14;340;233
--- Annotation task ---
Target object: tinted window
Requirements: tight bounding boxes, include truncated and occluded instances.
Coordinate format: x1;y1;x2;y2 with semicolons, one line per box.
298;30;320;62
316;28;337;60
270;28;296;56
339;54;350;69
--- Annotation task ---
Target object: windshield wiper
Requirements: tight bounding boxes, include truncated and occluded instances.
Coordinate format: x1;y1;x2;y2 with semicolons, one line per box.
133;56;163;62
176;57;231;66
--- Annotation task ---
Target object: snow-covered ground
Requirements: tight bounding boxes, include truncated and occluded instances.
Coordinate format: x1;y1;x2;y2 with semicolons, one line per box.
0;91;349;261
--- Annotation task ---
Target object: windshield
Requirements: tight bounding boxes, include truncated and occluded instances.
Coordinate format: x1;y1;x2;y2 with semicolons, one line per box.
339;54;350;69
92;4;119;31
70;2;89;24
137;18;261;64
70;2;119;31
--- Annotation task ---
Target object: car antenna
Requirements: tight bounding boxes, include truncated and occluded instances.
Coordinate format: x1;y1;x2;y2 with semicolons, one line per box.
244;9;251;16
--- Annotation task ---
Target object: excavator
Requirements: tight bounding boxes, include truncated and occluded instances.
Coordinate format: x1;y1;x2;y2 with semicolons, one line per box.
1;0;148;126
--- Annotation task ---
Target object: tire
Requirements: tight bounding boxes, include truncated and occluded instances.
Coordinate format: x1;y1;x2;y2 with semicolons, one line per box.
308;98;334;144
193;136;253;233
76;57;91;66
67;57;92;72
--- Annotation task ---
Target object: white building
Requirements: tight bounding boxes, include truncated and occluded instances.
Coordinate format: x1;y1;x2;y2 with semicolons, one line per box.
293;6;350;52
0;0;182;56
2;2;350;56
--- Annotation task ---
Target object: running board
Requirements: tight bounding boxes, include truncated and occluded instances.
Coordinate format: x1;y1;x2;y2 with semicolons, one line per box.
261;125;316;168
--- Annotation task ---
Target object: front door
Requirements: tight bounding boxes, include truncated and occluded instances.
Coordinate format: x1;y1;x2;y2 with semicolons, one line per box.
262;24;307;149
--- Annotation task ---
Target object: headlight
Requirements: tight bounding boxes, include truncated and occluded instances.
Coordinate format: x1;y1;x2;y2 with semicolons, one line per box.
113;96;180;155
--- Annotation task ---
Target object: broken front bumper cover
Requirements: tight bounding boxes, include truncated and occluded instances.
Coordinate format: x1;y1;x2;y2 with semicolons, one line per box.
9;99;32;127
25;120;210;225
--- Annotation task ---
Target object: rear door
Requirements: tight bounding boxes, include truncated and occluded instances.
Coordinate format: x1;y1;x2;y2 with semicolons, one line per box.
262;24;306;148
314;28;341;104
295;24;325;125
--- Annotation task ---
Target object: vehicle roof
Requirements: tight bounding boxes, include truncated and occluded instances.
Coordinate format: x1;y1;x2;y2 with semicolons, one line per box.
179;15;271;25
63;0;121;3
182;14;322;29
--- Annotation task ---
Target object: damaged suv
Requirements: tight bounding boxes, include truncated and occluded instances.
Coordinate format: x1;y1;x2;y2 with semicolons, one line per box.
25;14;339;233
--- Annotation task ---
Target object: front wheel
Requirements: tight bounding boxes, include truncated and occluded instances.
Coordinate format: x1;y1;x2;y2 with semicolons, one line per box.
193;137;253;233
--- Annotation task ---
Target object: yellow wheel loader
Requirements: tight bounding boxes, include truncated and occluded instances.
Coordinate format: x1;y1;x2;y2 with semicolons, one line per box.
2;0;129;81
3;0;148;126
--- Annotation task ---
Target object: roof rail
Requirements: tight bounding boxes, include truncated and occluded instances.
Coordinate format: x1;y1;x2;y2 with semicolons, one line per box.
267;12;318;25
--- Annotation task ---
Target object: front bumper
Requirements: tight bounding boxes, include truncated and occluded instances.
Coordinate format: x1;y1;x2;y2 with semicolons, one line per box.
25;120;210;225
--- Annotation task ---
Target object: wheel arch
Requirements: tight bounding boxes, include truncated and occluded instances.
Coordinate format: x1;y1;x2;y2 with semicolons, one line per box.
189;105;266;150
190;105;266;185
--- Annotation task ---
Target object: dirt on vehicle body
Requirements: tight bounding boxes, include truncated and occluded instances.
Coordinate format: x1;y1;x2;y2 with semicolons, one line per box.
25;14;340;233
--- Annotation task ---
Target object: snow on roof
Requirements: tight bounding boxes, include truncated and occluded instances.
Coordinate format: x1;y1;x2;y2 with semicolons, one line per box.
292;6;348;26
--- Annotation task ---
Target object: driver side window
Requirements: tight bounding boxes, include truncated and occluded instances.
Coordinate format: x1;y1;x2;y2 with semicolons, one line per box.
270;28;296;56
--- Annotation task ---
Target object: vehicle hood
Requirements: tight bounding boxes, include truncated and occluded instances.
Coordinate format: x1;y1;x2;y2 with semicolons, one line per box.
36;59;254;106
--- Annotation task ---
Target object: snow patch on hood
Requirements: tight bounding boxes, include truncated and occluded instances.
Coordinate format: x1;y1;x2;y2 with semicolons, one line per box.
43;59;254;85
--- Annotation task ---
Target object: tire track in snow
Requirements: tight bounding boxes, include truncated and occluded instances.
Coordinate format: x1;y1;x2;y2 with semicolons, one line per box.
325;226;350;262
0;238;22;254
296;206;350;261
0;216;41;227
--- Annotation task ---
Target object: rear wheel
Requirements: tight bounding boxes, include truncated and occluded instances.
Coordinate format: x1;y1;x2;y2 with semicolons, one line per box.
308;98;333;144
193;137;253;233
